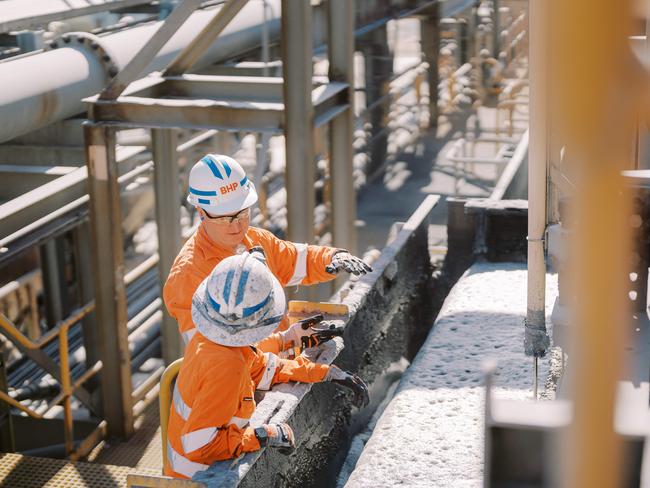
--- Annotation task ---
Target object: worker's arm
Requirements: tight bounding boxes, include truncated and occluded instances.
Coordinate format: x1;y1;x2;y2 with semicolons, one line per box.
255;332;284;355
163;261;204;345
256;229;339;286
181;364;260;464
252;349;330;390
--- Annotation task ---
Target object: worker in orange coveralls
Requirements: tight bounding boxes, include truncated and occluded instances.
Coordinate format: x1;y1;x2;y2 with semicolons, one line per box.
165;250;369;479
164;154;372;345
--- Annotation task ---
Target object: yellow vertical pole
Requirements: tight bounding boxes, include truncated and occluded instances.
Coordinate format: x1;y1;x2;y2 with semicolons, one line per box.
551;0;638;486
59;326;74;457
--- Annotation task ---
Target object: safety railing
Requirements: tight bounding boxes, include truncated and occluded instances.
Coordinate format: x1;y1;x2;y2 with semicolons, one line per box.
0;302;104;460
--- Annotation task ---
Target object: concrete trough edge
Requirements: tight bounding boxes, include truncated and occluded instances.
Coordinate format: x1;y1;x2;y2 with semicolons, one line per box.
191;195;440;487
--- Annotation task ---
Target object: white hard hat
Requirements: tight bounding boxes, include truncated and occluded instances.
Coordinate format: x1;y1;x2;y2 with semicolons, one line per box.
191;251;286;346
187;154;258;216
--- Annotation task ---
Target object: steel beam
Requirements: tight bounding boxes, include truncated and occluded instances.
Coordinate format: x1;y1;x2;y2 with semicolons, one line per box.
151;128;183;364
281;0;315;245
163;75;285;102
84;124;133;439
86;79;347;132
362;24;392;176
100;0;204;100
328;0;357;255
420;4;440;130
165;0;249;76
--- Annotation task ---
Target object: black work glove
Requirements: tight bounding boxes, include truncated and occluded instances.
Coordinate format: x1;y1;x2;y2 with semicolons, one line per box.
325;365;370;408
300;321;344;349
325;251;373;276
256;423;296;454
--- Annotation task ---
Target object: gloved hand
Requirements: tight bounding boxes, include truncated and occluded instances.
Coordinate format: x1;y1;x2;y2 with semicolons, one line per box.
325;365;370;409
280;314;344;350
256;423;295;454
248;246;267;264
325;251;373;276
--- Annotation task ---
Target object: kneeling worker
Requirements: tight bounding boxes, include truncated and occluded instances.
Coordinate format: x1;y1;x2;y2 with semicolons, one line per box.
165;250;368;480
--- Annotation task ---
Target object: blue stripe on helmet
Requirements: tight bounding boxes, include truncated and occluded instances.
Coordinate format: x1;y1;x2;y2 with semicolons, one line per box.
201;156;223;180
235;269;250;306
242;293;271;318
206;292;221;313
240;176;248;186
189;187;218;196
221;159;232;177
198;198;211;205
223;268;235;303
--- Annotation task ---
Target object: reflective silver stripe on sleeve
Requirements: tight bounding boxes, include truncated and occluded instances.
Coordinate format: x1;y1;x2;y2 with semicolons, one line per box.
182;328;197;345
181;427;218;454
173;384;192;421
228;416;250;429
286;243;308;286
257;352;278;391
168;441;209;478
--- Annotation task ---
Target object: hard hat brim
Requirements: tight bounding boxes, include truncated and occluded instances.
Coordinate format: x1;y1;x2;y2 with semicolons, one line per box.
191;269;286;347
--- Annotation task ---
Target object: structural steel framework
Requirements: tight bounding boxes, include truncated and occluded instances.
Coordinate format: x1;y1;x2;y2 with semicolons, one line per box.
83;0;357;438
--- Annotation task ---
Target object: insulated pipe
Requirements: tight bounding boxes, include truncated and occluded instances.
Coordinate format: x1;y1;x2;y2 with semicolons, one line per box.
525;0;549;380
0;0;281;144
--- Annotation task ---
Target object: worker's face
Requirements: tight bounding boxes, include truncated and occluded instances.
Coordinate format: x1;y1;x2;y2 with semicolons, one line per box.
199;207;250;249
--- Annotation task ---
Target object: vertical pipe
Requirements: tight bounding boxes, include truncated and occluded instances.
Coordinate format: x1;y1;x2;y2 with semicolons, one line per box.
492;0;500;58
458;18;469;65
73;222;100;410
73;223;99;370
525;0;549;363
84;124;134;439
552;0;635;485
152;128;183;364
39;239;65;328
281;0;315;245
328;0;357;256
420;5;440;131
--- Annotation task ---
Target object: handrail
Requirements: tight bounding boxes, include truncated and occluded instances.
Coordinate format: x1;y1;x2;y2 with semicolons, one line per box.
0;301;103;458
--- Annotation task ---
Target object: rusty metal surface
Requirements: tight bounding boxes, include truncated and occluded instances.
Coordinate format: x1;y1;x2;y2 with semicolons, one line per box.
0;452;159;487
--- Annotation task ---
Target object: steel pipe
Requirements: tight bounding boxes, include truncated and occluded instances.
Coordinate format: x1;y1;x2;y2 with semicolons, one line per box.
0;0;281;144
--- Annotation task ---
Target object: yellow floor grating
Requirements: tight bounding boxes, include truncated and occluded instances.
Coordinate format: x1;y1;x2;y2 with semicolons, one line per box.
0;452;159;487
87;400;163;472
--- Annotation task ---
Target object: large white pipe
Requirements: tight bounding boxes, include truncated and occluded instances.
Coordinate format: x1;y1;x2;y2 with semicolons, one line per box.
0;0;281;144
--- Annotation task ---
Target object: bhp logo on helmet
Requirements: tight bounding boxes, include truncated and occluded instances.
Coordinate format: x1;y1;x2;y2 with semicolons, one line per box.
220;182;238;195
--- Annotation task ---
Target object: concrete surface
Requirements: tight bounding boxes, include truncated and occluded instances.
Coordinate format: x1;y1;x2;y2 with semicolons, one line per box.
344;262;558;488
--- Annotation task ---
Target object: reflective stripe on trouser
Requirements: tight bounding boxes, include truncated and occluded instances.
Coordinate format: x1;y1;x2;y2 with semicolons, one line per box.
168;441;209;479
286;243;308;286
181;426;218;454
182;328;197;345
173;384;192;421
257;352;278;390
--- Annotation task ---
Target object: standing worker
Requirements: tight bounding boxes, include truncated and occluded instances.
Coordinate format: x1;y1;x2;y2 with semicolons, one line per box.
166;251;369;479
164;154;372;345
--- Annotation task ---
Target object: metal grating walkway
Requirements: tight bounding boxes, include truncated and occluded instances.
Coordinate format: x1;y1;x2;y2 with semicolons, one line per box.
0;453;159;487
87;400;162;472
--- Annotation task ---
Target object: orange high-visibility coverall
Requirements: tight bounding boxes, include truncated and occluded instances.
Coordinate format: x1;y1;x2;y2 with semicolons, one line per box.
163;225;338;344
165;332;329;479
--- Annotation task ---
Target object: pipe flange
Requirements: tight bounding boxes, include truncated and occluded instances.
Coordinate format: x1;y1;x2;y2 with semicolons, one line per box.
45;31;120;79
